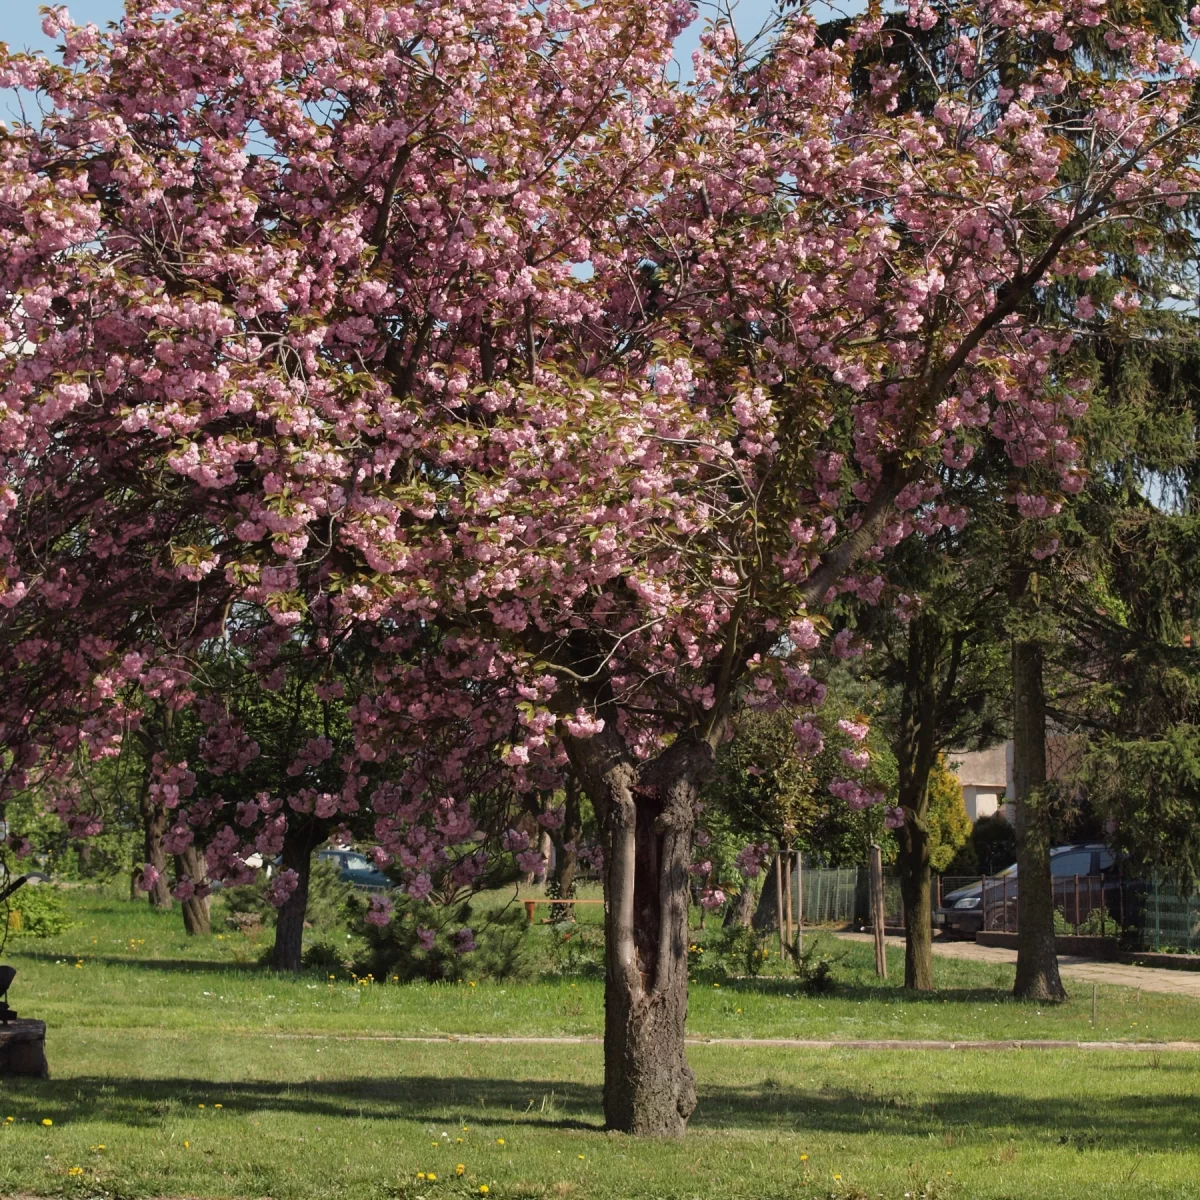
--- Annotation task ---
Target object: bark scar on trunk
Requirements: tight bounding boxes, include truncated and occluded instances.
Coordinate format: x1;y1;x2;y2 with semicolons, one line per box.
567;730;710;1135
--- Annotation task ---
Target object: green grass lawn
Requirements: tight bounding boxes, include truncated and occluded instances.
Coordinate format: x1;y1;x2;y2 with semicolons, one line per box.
3;889;1200;1199
7;890;1197;1043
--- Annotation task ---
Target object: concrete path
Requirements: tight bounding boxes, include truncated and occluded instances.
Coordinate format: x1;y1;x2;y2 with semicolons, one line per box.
836;931;1200;998
264;1032;1200;1051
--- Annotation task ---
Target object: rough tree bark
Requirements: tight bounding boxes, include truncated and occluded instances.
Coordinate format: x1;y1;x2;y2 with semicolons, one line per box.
1011;627;1067;1001
724;882;756;928
175;846;211;936
895;617;940;991
751;855;786;934
567;730;710;1137
271;819;323;972
140;796;173;910
548;773;583;922
137;732;172;910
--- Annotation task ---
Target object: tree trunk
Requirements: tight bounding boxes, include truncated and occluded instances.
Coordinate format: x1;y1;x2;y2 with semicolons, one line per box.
751;855;784;933
568;732;707;1136
1012;632;1067;1001
271;820;320;972
176;846;211;936
724;881;756;928
548;773;582;922
139;776;173;911
895;616;939;991
899;855;932;989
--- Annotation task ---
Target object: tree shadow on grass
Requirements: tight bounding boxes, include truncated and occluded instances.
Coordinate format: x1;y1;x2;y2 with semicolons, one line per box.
3;1069;1197;1150
714;975;1022;1007
72;955;271;975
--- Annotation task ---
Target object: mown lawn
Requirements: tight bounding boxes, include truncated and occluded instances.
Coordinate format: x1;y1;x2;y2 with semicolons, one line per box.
2;889;1200;1199
6;889;1198;1043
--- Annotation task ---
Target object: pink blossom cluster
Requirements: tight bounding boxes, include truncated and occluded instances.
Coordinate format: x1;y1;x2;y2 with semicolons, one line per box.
0;0;1195;931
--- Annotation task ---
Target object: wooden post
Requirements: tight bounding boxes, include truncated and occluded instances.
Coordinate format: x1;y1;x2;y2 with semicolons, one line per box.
783;847;793;950
869;843;887;979
774;851;785;957
795;851;804;954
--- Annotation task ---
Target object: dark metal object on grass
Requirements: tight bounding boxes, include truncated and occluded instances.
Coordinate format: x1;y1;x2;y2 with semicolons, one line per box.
0;964;16;1023
1;873;31;1021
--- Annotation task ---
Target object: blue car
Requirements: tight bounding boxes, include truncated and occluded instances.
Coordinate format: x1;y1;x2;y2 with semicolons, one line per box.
317;849;393;890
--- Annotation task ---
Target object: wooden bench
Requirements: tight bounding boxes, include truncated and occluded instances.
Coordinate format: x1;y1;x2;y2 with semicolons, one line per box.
0;1019;48;1078
519;897;605;924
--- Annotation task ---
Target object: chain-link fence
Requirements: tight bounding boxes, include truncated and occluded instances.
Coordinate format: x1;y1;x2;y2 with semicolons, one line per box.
787;864;902;928
795;866;859;925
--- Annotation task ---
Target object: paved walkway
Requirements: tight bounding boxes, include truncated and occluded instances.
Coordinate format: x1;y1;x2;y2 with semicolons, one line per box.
265;1032;1200;1051
835;932;1200;997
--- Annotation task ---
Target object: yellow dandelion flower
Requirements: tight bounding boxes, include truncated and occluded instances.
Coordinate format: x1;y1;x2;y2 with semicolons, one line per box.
198;1104;205;1109
469;981;477;987
456;1137;464;1144
417;1171;427;1180
214;1104;223;1110
68;1166;83;1177
456;1164;465;1177
428;1173;437;1182
496;1137;505;1145
578;1154;585;1160
833;1174;841;1181
183;1140;190;1149
800;1154;808;1161
41;1119;53;1127
479;1187;489;1195
4;1116;13;1123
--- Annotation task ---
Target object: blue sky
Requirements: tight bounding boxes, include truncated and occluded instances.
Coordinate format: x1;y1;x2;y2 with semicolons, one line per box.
1;1;783;66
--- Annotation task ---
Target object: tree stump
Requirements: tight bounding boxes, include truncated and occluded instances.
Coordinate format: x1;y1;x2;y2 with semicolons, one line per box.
0;1020;49;1078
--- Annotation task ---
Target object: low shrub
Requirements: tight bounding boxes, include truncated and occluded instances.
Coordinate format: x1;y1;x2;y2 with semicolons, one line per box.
685;924;770;982
6;884;72;938
1053;906;1131;938
787;934;843;994
547;920;605;978
348;891;534;983
221;858;354;936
